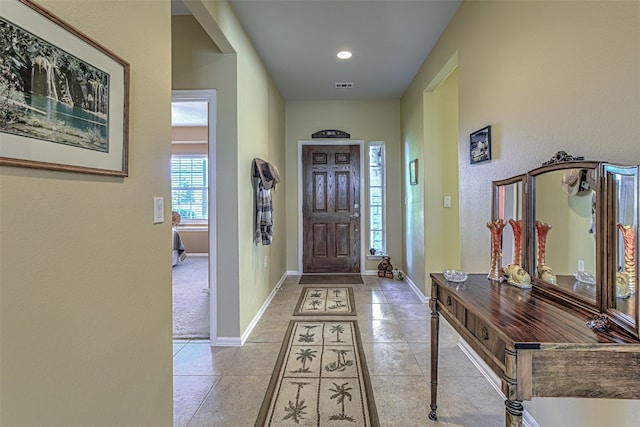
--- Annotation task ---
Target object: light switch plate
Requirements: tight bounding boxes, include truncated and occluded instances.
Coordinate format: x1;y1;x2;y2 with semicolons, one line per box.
153;197;164;224
444;196;452;208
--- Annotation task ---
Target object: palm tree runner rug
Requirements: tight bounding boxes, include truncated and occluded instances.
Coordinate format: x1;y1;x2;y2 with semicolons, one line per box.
255;320;378;426
299;274;363;285
293;287;356;316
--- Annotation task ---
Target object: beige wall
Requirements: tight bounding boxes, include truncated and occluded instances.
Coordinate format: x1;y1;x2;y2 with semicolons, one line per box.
284;100;403;273
176;228;209;254
0;1;173;425
172;0;286;338
401;61;460;294
424;67;461;289
402;0;640;425
172;126;208;144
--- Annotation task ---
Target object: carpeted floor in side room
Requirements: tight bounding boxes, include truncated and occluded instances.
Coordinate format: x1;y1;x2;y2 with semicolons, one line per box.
172;256;209;339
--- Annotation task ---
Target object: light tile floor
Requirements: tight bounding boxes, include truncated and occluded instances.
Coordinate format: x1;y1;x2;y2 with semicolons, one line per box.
173;275;505;426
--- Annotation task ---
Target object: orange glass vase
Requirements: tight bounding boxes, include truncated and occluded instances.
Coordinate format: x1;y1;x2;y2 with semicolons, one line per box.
508;219;523;266
617;224;636;295
535;220;552;267
487;219;506;281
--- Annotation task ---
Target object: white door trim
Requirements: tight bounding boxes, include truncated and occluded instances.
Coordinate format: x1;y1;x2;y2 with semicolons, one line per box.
297;139;365;274
171;89;217;344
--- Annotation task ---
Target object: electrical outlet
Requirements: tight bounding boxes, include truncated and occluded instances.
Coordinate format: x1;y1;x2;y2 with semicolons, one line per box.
264;255;268;267
578;259;584;272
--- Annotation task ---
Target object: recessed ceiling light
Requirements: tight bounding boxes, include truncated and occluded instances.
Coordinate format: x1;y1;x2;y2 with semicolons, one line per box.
337;50;352;60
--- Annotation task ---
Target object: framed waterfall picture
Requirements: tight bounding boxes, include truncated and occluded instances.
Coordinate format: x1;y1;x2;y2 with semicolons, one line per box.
470;125;491;164
0;0;130;176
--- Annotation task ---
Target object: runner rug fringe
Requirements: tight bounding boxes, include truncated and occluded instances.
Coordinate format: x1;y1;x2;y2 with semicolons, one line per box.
293;287;356;316
255;319;379;427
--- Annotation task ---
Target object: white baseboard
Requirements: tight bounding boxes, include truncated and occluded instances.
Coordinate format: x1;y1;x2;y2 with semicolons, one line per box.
213;336;242;347
239;271;288;344
210;271;287;347
457;339;540;427
400;271;428;303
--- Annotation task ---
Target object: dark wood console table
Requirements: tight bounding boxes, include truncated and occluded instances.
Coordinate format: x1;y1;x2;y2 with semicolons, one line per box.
429;273;640;426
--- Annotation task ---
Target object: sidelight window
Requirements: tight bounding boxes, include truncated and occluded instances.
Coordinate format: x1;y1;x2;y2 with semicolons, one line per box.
368;142;386;255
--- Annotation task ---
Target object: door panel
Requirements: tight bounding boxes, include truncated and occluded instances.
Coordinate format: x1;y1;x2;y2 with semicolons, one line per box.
303;145;360;273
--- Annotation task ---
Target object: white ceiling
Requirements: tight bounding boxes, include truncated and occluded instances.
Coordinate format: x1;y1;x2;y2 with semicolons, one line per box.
172;0;461;101
171;101;209;126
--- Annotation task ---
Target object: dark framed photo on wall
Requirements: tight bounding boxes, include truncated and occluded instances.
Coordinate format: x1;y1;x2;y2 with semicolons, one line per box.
470;125;491;164
409;159;418;185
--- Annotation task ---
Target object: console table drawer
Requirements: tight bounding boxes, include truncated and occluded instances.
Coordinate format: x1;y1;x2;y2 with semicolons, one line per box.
438;287;465;324
466;312;506;362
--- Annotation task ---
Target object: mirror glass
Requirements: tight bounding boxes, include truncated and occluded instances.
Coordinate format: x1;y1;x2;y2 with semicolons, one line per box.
609;167;638;327
493;177;524;267
533;167;597;303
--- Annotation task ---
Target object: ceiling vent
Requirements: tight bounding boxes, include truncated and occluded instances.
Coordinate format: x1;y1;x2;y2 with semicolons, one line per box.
335;82;354;89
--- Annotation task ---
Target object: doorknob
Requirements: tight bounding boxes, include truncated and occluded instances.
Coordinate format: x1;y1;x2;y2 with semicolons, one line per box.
349;213;359;218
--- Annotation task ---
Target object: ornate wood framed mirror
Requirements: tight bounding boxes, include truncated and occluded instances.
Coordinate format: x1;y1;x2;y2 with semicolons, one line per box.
491;175;526;270
490;157;640;336
603;163;639;338
527;160;602;313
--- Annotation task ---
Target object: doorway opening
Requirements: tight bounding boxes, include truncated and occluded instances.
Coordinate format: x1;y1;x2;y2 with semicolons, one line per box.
171;90;217;341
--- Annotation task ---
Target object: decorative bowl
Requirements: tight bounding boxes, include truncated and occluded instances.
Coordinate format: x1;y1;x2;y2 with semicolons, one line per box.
574;271;596;285
443;270;468;282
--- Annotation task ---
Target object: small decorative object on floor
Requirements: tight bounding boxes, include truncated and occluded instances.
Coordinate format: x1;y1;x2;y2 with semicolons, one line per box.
487;219;506;281
586;314;610;332
395;270;404;281
503;264;532;289
377;256;393;278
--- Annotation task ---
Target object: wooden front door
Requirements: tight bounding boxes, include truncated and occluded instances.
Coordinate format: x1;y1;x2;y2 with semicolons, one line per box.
302;145;361;273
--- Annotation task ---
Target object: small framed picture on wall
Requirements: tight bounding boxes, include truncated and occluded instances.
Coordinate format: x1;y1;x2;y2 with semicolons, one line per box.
470;126;491;164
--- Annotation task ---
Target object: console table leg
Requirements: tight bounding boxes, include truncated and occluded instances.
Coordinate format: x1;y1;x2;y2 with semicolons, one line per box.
504;399;524;427
429;295;440;421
